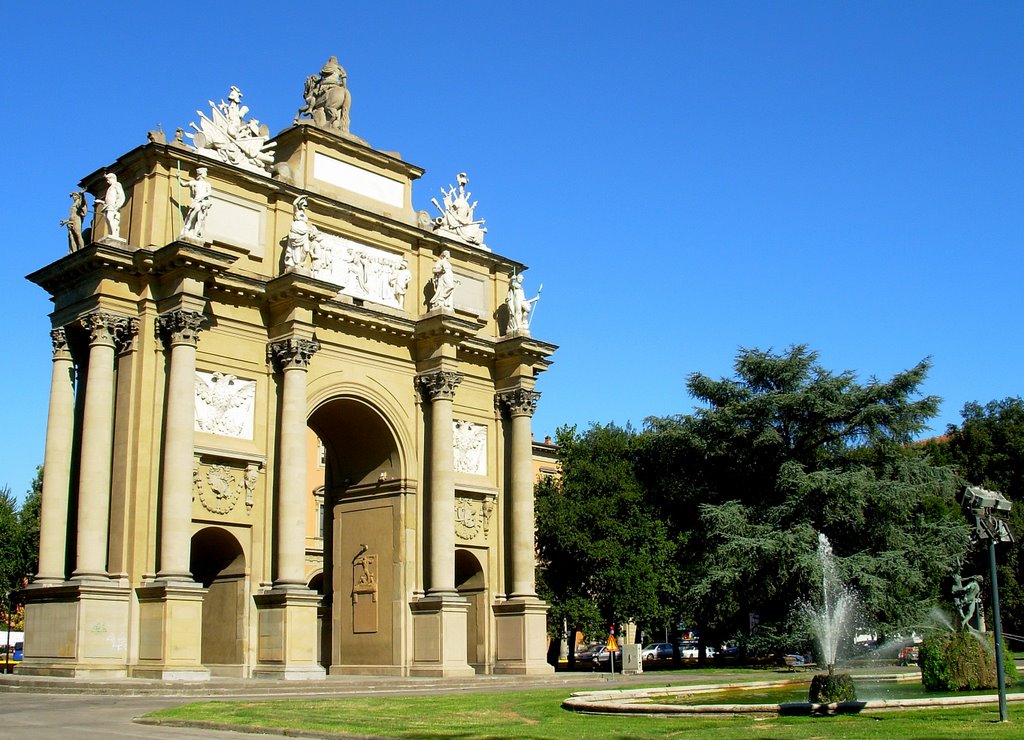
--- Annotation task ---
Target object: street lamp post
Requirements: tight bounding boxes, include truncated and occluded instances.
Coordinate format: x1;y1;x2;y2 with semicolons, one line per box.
961;485;1015;723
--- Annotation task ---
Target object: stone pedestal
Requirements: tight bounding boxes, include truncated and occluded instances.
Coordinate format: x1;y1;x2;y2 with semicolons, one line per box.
132;583;210;680
492;598;554;675
409;596;475;677
18;582;130;677
252;589;325;679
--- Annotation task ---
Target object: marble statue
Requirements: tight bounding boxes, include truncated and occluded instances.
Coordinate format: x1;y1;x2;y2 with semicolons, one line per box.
178;167;213;241
285;195;314;272
187;86;276;174
505;274;540;334
429;250;458;310
60;191;88;252
390;259;412;307
96;172;125;240
453;420;487;475
431;172;488;248
296;56;352;134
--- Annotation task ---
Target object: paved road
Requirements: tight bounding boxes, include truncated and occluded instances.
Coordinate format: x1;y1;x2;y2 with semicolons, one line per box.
0;694;281;738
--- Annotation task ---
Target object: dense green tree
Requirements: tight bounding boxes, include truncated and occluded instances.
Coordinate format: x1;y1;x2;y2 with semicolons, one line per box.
18;467;42;583
535;424;678;649
929;398;1024;635
640;346;970;656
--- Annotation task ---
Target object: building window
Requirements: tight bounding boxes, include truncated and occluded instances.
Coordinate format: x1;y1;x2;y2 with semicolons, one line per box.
317;438;326;468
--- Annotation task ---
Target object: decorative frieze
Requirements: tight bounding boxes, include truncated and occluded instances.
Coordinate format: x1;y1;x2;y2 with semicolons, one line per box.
453;420;487;475
156;309;206;347
194;371;256;439
268;337;321;372
415;370;463;402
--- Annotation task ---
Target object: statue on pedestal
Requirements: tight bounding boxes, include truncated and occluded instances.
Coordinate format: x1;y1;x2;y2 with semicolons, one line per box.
186;86;276;174
96;172;125;241
431;172;487;248
296;56;352;134
60;190;88;252
429;250;458;311
505;274;541;334
178;167;213;242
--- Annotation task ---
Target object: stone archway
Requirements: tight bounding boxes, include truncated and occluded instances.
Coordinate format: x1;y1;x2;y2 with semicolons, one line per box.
455;548;487;672
190;527;246;675
309;397;407;674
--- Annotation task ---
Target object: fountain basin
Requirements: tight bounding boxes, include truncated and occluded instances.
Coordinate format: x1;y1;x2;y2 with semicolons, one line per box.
562;674;1024;716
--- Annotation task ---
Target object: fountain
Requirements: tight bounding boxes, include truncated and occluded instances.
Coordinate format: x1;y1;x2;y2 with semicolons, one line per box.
804;533;858;702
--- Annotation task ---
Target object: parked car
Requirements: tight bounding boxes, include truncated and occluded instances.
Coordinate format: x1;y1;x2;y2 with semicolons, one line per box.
574;643;603;661
641;642;675;662
589;646;622;667
678;641;716;658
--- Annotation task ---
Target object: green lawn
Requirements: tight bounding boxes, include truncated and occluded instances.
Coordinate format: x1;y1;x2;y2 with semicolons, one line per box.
147;688;1024;739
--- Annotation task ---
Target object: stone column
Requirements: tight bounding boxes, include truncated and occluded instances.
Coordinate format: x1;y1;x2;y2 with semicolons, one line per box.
497;388;541;599
35;328;76;584
72;312;132;581
269;337;320;588
416;370;463;596
155;310;206;581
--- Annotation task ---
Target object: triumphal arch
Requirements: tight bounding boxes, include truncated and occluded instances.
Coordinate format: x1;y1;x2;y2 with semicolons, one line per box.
23;56;555;679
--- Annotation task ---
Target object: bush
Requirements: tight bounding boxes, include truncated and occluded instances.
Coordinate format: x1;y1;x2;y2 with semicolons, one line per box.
808;671;857;703
920;631;1018;691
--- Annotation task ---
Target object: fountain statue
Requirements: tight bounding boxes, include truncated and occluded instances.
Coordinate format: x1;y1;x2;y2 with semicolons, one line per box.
804;533;858;702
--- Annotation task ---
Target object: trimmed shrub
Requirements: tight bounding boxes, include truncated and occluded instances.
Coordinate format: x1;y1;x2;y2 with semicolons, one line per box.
808;671;857;703
920;631;1017;691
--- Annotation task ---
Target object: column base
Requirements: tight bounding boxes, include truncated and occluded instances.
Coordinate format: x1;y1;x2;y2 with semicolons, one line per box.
252;588;326;680
18;581;130;678
492;597;554;675
409;595;475;677
132;582;210;680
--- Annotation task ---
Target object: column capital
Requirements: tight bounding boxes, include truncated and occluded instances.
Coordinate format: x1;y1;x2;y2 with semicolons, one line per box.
496;388;540;417
50;327;72;361
416;370;463;402
81;311;137;352
156;309;206;347
268;337;320;372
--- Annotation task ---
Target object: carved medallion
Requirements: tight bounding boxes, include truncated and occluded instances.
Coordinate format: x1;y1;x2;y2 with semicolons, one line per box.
455;496;495;541
197;464;241;514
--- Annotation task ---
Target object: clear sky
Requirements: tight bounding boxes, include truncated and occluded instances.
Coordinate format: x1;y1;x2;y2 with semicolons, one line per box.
1;2;1021;500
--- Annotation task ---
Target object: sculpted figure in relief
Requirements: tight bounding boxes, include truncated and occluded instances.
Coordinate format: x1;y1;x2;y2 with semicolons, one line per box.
297;56;352;134
194;371;257;438
390;259;412;307
60;191;88;252
178;167;213;241
431;172;487;248
96;173;125;240
453;420;487;475
429;250;458;311
505;273;541;334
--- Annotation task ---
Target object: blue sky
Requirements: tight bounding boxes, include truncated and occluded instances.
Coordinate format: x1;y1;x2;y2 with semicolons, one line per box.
1;2;1021;499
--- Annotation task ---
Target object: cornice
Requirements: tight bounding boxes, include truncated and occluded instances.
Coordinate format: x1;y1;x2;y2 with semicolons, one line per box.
26;241;137;296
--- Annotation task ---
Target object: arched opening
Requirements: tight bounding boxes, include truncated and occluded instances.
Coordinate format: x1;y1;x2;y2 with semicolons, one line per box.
309;397;404;672
190;527;246;674
456;548;487;672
